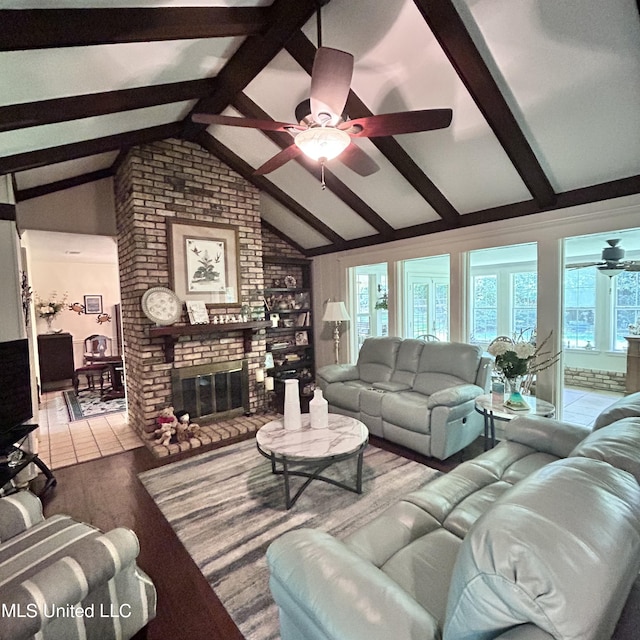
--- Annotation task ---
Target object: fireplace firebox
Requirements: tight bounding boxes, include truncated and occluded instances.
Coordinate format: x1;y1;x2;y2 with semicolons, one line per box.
171;359;249;422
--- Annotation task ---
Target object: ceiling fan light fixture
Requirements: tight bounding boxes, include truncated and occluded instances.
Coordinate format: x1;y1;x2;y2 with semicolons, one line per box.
294;127;350;162
598;265;624;278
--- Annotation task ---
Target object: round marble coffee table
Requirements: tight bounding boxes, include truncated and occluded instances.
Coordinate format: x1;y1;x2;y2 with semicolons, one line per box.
256;414;369;509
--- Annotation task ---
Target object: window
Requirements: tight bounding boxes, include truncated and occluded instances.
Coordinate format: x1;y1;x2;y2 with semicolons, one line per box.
563;267;596;349
350;263;388;351
401;255;450;340
614;271;640;350
472;275;497;343
468;243;537;346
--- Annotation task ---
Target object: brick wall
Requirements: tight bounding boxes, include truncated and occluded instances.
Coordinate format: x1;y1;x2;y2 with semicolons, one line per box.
564;367;626;393
114;138;266;442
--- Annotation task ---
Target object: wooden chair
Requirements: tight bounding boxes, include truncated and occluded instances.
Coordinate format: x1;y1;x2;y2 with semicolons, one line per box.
83;334;111;363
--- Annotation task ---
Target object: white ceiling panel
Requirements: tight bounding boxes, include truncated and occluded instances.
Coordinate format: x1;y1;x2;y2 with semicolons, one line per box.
15;151;119;190
0;38;240;107
261;193;330;250
456;0;640;192
0;102;193;157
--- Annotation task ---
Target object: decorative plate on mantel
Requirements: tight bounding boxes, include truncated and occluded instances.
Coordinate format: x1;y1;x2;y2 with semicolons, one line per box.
141;287;183;326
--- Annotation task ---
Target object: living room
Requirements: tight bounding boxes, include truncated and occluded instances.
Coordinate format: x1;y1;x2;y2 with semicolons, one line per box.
2;2;640;639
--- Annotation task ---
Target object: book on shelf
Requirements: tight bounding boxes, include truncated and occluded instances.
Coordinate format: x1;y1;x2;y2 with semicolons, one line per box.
295;311;309;326
186;301;210;325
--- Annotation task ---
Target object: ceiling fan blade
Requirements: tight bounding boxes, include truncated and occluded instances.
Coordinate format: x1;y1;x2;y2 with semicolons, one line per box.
310;47;354;126
624;263;640;271
192;113;301;133
254;145;303;176
565;261;601;269
339;143;380;177
342;109;453;138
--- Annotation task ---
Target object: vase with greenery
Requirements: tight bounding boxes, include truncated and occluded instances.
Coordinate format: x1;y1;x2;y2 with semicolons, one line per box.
35;291;68;333
488;330;561;409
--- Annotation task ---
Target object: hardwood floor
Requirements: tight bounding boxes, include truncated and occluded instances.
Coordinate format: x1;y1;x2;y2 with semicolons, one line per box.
36;433;480;640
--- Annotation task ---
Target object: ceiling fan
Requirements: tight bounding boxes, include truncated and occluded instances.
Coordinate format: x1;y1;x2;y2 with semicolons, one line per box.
566;239;640;277
192;9;452;184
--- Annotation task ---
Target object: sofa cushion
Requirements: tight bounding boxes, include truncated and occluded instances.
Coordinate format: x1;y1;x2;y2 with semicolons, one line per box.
389;339;424;387
444;457;640;640
323;380;371;413
593;392;640;430
382;391;431;433
569;418;640;482
357;337;402;384
415;342;482;383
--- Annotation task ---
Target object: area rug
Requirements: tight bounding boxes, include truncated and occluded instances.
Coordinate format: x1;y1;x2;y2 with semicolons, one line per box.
63;389;127;421
139;439;441;640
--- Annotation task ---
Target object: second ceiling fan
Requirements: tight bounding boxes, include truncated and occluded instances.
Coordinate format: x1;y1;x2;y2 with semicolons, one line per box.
192;12;452;180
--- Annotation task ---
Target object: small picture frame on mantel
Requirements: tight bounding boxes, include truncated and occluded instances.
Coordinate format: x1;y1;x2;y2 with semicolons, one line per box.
84;294;103;315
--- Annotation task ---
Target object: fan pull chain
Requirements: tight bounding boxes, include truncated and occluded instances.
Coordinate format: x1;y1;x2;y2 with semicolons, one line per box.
320;162;326;189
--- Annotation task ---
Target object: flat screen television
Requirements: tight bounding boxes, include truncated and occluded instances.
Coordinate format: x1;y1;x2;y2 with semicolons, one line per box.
0;338;34;454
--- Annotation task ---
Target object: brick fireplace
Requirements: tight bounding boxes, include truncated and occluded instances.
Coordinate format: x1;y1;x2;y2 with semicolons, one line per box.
113;137;291;453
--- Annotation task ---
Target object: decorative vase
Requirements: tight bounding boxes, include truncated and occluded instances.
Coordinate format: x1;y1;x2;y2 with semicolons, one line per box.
44;315;55;333
504;377;529;410
309;388;329;429
283;379;302;431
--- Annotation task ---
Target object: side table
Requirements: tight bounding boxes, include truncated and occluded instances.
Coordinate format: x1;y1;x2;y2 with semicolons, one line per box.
475;394;555;450
0;424;56;496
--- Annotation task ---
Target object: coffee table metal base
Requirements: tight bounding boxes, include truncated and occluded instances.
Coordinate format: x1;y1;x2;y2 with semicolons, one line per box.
257;443;367;510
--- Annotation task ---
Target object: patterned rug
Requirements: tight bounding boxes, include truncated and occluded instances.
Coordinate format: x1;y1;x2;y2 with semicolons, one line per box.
63;389;127;421
139;439;441;640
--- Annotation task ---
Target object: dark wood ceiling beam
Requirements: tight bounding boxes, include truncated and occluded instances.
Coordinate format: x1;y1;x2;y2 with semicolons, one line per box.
196;131;346;250
0;79;217;133
0;122;183;174
413;0;557;208
285;31;460;226
306;174;640;256
183;0;318;139
231;93;395;237
15;168;114;202
0;8;268;50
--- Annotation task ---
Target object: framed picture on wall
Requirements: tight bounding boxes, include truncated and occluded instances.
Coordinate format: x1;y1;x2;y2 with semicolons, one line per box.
84;294;103;314
167;219;241;306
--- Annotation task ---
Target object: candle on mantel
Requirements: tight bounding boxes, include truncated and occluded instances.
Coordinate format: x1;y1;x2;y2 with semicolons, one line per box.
265;376;275;391
256;368;265;383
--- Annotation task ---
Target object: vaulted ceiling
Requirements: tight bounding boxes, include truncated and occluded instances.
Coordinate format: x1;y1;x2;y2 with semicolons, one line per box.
3;0;640;257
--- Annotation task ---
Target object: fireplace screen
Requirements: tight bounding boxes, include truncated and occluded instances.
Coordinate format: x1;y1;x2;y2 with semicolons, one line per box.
171;359;249;422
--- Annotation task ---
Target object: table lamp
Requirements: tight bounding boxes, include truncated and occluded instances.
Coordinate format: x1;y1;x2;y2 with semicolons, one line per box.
322;301;351;364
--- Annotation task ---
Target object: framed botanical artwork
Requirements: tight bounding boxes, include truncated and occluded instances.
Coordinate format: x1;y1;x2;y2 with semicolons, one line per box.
84;294;103;314
167;219;241;306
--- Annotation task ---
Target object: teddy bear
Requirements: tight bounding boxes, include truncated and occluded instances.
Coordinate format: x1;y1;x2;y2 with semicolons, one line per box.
175;410;202;442
154;406;178;446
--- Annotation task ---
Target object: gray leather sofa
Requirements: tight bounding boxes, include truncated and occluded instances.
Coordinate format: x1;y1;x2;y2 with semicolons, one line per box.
317;337;492;460
267;392;640;640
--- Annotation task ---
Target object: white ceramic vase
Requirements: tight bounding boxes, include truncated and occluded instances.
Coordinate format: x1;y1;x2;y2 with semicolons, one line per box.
283;379;302;431
309;388;329;429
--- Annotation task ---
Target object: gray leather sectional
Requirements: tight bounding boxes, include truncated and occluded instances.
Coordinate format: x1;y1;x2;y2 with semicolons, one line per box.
267;392;640;640
317;337;492;460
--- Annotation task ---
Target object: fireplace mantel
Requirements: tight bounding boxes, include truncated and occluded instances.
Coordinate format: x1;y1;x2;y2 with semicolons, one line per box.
149;321;270;363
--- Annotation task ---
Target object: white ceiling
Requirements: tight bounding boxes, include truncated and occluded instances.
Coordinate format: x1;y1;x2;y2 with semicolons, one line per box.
3;0;640;255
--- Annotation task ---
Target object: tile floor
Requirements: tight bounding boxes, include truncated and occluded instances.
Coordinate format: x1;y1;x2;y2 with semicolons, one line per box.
562;386;623;426
36;388;143;471
34;385;623;472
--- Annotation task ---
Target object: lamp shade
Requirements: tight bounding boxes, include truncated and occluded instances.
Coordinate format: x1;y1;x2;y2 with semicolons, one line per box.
323;301;351;322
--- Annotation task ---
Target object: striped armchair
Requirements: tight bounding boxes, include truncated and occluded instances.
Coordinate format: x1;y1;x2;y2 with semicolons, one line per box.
0;491;156;640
